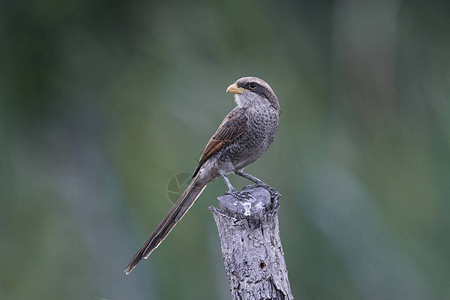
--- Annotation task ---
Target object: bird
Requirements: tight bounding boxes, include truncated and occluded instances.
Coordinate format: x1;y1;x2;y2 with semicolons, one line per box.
125;76;280;274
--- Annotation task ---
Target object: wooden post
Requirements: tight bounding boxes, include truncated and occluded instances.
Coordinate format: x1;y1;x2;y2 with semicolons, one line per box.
209;186;293;300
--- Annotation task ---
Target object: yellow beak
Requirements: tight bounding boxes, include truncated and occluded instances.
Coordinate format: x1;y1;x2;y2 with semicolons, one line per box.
226;83;247;94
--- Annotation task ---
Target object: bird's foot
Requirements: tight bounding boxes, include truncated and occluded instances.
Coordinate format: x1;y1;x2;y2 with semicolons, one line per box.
268;187;281;198
225;187;238;196
226;188;255;201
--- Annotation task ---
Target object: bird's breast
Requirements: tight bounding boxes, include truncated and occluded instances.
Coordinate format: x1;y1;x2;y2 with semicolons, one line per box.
220;105;279;170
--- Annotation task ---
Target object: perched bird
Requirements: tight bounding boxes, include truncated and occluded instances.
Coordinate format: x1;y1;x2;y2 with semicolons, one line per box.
125;76;280;274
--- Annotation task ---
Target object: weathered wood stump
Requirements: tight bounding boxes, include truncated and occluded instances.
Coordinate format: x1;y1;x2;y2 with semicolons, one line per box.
209;186;293;300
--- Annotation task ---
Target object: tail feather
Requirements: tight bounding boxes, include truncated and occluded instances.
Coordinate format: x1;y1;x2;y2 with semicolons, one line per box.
125;175;207;274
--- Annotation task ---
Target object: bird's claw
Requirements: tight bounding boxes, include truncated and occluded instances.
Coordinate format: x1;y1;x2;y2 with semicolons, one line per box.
268;187;281;198
226;189;254;201
225;188;238;196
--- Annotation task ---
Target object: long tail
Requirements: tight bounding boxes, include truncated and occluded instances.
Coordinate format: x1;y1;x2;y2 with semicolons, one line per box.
125;175;207;274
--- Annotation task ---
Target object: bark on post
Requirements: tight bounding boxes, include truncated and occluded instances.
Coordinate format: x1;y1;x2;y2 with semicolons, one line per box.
209;186;293;300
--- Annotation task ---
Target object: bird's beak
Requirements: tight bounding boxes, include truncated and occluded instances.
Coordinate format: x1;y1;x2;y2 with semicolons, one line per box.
226;83;246;94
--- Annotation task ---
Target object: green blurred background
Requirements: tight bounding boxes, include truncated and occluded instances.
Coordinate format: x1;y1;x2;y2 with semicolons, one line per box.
1;0;450;299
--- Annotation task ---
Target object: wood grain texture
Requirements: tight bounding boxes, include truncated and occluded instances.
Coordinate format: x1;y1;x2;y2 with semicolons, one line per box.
210;186;293;300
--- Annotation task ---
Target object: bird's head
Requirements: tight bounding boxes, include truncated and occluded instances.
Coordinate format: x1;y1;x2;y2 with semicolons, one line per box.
226;76;280;110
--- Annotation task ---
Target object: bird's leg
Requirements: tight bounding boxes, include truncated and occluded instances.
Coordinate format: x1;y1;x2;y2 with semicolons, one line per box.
221;174;237;194
222;174;253;200
235;170;280;196
235;170;268;187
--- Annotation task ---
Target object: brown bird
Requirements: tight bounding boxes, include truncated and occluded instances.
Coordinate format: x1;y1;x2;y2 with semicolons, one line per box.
125;76;280;274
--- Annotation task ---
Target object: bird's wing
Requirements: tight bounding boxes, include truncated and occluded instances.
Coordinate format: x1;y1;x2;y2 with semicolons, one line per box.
193;107;248;177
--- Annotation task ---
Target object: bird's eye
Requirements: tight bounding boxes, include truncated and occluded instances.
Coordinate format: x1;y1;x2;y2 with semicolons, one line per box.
249;83;257;90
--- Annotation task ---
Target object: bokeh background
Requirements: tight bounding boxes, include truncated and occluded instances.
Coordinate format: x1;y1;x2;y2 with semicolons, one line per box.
1;0;450;299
